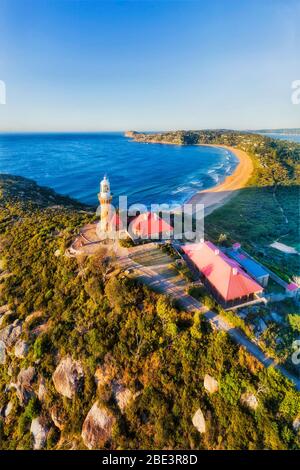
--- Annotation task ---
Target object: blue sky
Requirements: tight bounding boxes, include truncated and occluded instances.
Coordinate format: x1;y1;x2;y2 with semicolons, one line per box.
0;0;299;131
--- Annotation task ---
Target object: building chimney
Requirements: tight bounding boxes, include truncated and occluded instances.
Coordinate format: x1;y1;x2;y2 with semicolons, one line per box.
232;267;238;275
214;249;220;255
232;242;241;251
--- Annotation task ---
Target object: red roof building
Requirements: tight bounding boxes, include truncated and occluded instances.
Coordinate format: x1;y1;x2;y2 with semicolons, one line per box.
182;240;263;307
130;212;173;239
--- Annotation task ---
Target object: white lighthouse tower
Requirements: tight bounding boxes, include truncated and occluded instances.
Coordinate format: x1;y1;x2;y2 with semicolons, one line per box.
98;175;112;233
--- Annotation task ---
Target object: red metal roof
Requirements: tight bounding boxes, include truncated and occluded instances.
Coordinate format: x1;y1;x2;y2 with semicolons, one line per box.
182;241;263;302
131;212;173;238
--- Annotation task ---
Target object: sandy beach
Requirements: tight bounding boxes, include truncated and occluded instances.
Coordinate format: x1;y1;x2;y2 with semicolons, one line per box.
186;145;254;215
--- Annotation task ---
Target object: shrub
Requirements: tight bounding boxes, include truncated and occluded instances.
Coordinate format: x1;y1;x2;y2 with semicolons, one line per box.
119;237;134;248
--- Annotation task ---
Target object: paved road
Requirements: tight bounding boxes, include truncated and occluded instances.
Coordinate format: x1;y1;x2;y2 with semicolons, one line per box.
118;255;300;390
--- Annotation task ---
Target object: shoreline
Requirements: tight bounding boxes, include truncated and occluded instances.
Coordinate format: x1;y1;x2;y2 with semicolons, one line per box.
184;145;254;216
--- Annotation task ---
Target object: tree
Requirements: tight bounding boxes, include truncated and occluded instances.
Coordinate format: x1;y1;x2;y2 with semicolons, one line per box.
288;314;300;333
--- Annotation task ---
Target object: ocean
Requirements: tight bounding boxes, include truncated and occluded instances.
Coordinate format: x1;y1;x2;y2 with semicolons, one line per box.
262;133;300;144
0;133;238;208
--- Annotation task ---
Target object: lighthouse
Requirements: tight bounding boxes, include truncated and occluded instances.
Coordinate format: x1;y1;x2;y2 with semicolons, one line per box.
98;175;112;233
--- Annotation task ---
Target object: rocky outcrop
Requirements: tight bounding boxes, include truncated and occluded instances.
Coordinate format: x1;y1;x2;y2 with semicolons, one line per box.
52;356;84;399
192;408;206;434
124;131;138;138
204;374;219;394
81;402;116;449
30;417;49;450
240;392;258;411
11;366;36;405
0;320;22;349
14;339;29;358
0;340;6;364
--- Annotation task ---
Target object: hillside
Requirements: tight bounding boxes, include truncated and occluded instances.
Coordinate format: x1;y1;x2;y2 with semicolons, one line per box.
256;129;300;135
0;174;300;450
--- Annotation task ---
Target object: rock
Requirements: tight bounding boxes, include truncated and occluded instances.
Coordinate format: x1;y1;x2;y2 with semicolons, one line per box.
241;392;258;411
0;320;22;349
239;311;247;320
0;401;13;419
0;340;6;364
12;366;36;405
30;417;49;450
270;311;283;324
112;382;135;413
292;416;300;432
192;408;206;434
204;374;219;394
81;402;116;449
50;406;66;430
52;356;84;399
14;339;29;358
37;377;48;402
